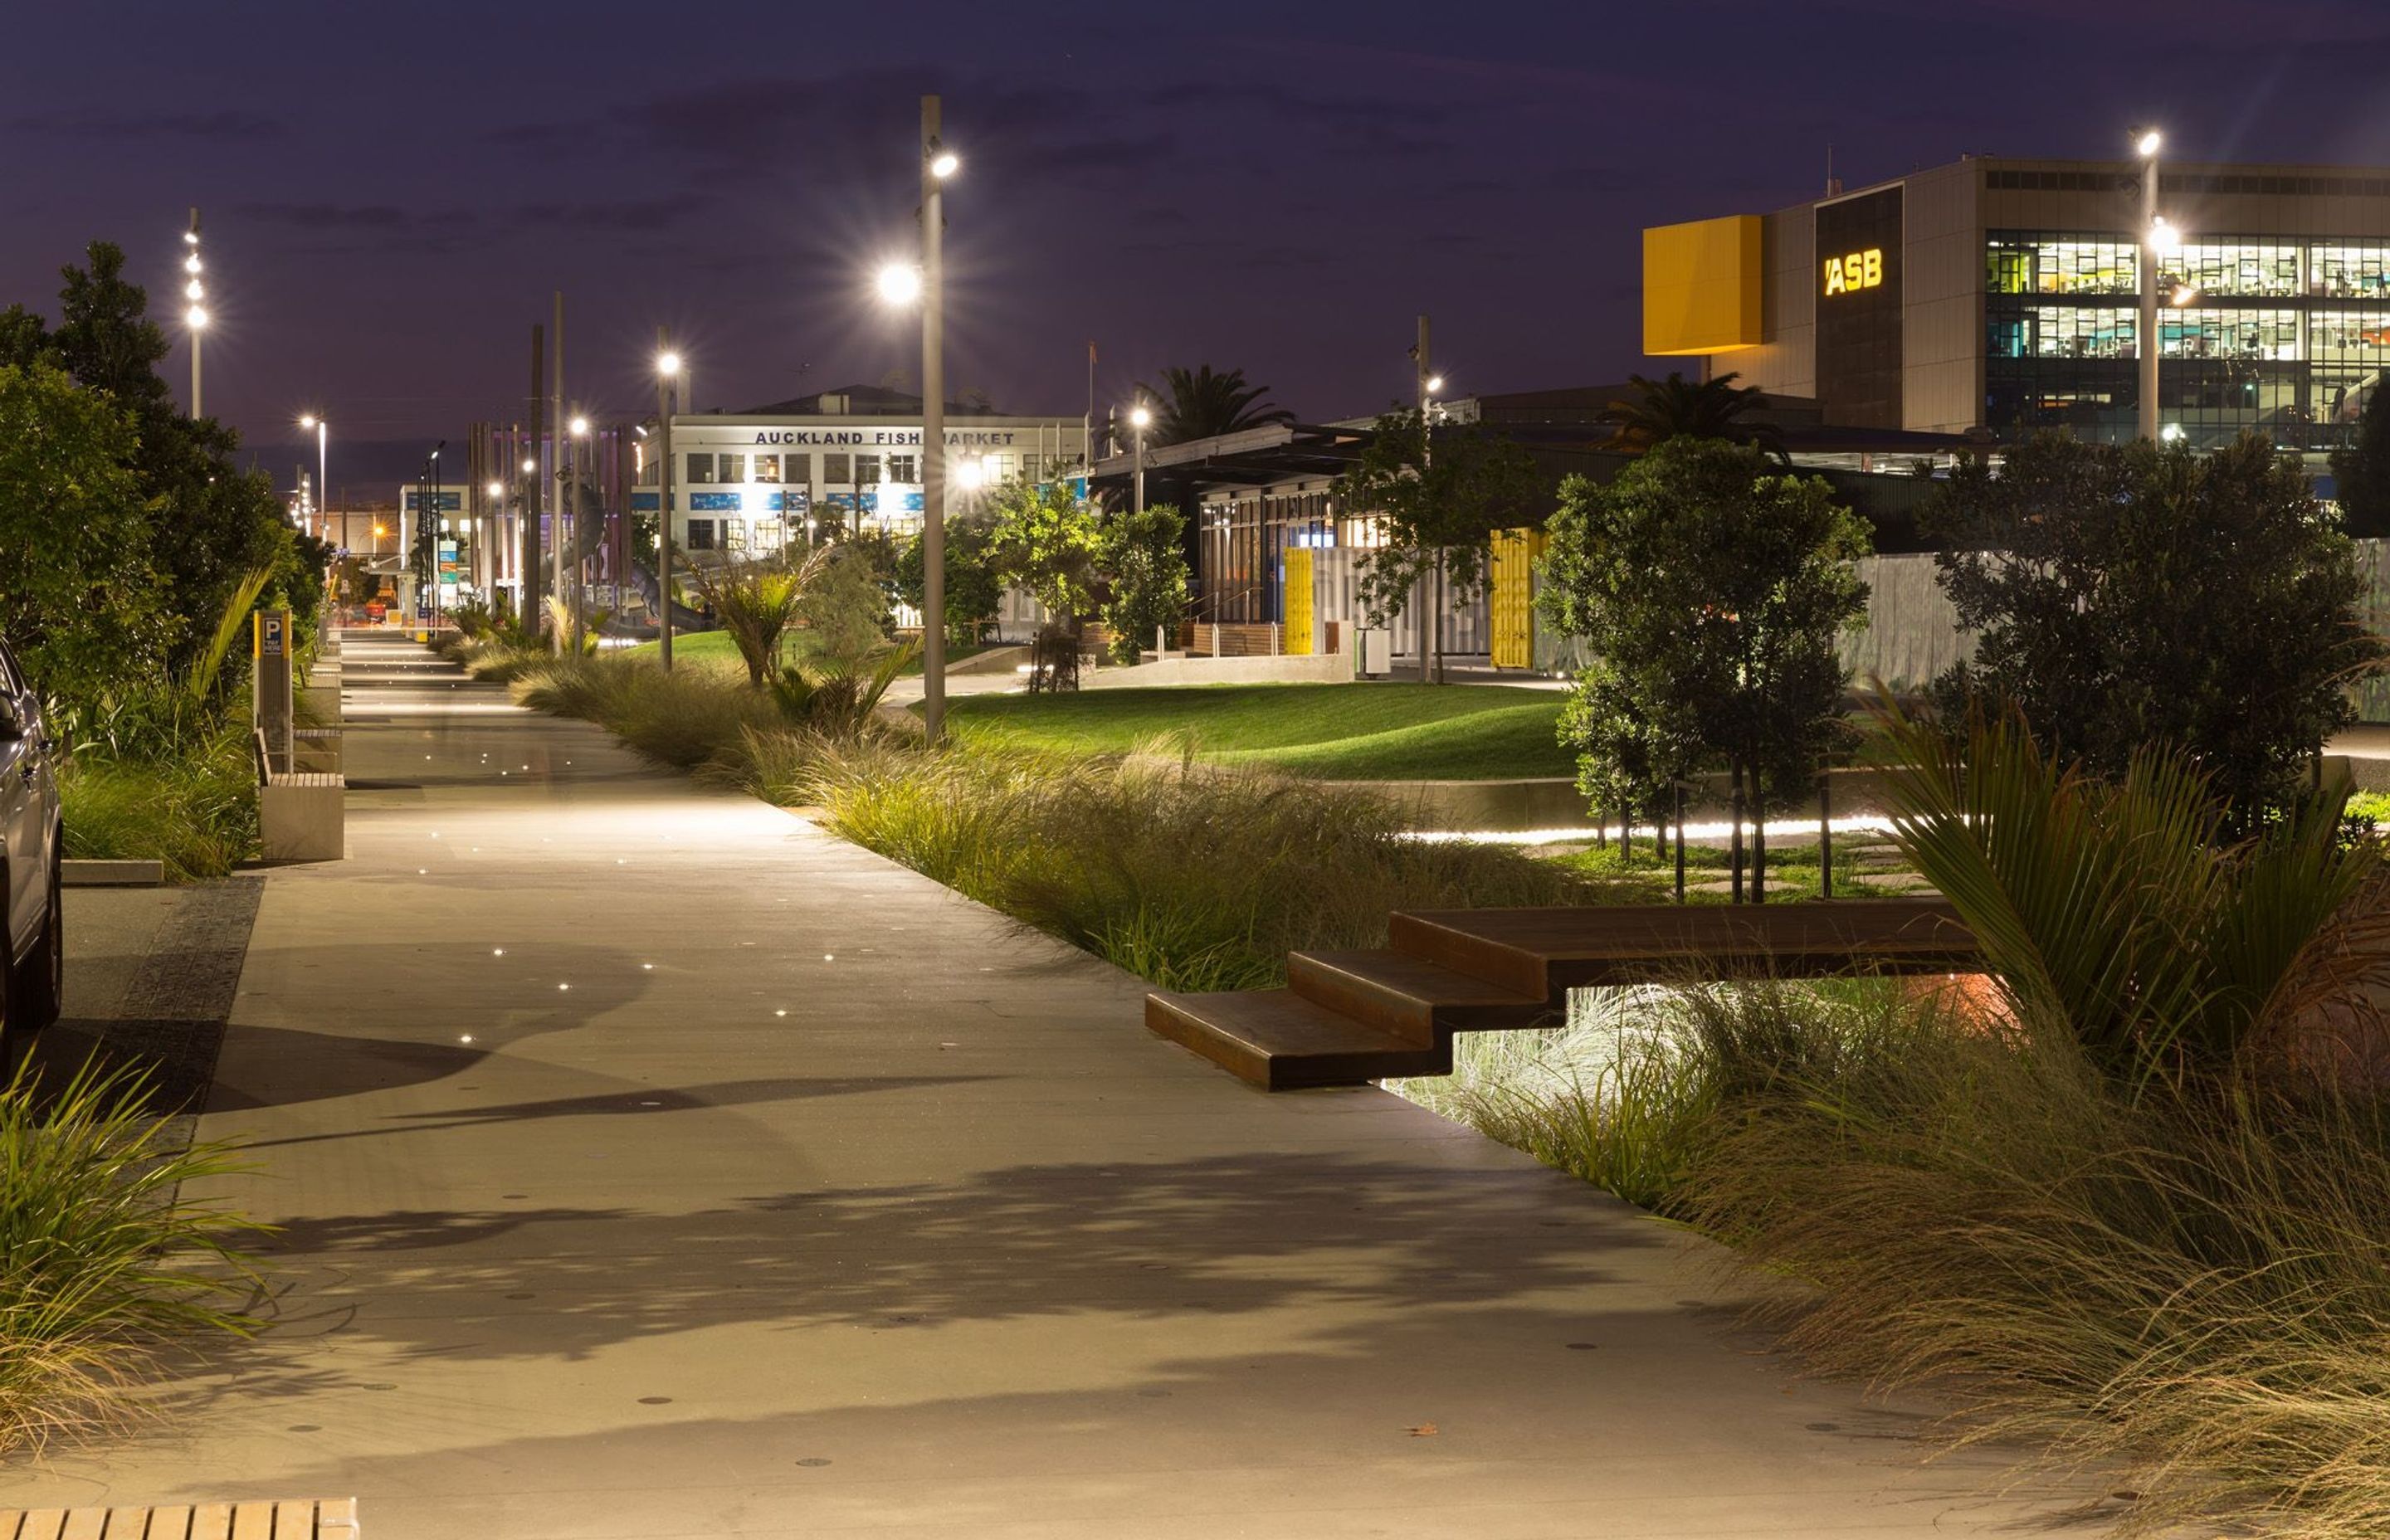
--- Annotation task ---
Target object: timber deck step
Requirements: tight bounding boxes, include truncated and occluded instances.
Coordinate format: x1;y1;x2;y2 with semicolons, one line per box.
0;1497;358;1538
1147;899;1976;1089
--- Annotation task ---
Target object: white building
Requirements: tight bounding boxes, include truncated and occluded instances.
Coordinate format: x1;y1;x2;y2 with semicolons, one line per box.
632;386;1088;557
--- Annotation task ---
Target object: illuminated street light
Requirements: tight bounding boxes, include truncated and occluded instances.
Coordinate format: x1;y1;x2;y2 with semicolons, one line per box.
878;95;958;743
298;414;329;539
655;335;682;671
2134;127;2167;441
1425;374;1445;395
1129;402;1151;518
876;262;923;305
930;149;959;180
487;480;505;499
183;207;204;418
568;414;590;437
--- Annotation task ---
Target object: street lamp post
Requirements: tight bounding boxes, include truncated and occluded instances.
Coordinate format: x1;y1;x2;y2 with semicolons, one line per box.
656;337;681;672
183;209;205;419
2136;127;2164;443
876;101;959;743
1129;403;1151;518
564;414;590;651
300;415;328;540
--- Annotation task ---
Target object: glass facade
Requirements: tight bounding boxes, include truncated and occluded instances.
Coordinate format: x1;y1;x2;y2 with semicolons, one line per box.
1195;490;1365;623
1986;230;2390;447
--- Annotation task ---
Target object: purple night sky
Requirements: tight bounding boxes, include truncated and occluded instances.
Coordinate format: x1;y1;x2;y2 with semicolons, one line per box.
9;0;2390;498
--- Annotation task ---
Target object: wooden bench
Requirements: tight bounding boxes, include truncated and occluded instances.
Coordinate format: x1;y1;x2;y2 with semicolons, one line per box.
1146;899;1978;1089
0;1497;357;1538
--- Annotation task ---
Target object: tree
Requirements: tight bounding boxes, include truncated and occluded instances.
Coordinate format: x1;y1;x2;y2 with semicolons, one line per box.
1924;431;2383;824
894;510;1002;647
1602;370;1783;459
0;305;52;372
2328;378;2390;538
0;362;168;712
1334;409;1544;682
44;241;319;669
1538;437;1872;830
687;548;831;687
1099;504;1191;663
987;480;1101;624
1136;364;1294;446
796;544;891;668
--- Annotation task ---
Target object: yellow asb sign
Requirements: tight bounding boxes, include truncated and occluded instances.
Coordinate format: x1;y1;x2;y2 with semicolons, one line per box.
1822;247;1884;296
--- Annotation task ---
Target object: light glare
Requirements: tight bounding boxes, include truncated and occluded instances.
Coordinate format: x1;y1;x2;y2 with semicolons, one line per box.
1129;405;1152;429
929;149;959;179
186;306;207;329
656;351;682;377
569;415;591;436
876;263;922;305
2137;129;2163;158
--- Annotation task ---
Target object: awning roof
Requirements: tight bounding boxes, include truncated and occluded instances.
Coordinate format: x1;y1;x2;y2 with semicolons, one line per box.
1088;422;1374;490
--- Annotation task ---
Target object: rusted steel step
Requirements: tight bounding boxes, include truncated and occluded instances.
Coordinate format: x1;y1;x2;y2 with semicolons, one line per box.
1145;988;1450;1090
1285;948;1554;1042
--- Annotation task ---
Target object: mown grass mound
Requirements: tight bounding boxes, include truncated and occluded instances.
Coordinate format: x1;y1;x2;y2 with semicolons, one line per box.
944;682;1573;781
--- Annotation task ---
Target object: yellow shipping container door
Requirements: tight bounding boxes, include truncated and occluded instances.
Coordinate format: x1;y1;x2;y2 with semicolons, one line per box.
1489;527;1544;670
1281;547;1314;655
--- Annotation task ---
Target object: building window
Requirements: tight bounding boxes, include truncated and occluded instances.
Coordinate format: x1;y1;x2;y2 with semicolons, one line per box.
2177;241;2300;299
1988;306;2138;359
752;454;781;483
888;454;918;482
2159;308;2300;362
856;454;882;485
718;453;746;483
1986;236;2138;295
822;453;851;485
2312;245;2390;299
685;454;718;485
687;519;718;551
783;451;811;488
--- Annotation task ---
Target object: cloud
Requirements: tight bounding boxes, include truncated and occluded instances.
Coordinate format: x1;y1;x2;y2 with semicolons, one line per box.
515;196;712;231
9;108;287;141
237;202;424;230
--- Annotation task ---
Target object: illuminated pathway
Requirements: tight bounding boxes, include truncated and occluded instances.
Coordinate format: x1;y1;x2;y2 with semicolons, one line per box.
0;636;2095;1538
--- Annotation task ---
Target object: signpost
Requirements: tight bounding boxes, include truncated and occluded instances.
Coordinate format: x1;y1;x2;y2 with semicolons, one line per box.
253;608;294;775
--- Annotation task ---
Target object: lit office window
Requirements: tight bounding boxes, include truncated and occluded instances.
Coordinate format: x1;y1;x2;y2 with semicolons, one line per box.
752;454;781;483
2309;310;2390;367
2159;309;2301;361
2310;245;2390;299
1986;235;2138;295
685;454;718;485
2177;242;2300;298
1988;307;2138;358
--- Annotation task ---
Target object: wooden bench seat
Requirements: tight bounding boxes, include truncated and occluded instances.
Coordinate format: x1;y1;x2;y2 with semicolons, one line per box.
0;1497;357;1538
1147;899;1978;1089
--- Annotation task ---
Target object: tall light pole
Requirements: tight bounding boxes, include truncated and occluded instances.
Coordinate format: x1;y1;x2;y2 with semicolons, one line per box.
300;415;328;539
876;100;959;743
656;337;681;672
1129;402;1151;518
565;414;590;650
183;210;205;419
2136;127;2164;443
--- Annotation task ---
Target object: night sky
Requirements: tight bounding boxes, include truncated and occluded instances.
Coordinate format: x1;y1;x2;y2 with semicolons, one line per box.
10;0;2390;500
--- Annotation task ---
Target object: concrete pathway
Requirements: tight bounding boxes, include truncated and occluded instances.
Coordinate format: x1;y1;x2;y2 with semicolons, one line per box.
0;636;2100;1538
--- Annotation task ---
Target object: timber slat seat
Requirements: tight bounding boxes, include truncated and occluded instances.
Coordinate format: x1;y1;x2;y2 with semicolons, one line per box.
1147;899;1977;1089
0;1498;357;1538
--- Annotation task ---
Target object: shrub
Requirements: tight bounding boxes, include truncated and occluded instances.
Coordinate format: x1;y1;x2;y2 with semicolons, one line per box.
804;739;1591;989
0;1060;266;1453
57;719;256;881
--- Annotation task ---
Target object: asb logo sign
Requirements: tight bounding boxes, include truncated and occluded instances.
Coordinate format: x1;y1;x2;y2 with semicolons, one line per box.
1822;247;1884;296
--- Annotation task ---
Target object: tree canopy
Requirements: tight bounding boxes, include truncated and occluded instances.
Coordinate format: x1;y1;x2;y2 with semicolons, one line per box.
1099;504;1191;663
1925;431;2381;823
1334;408;1544;679
1538;436;1871;816
1136;364;1294;446
2328;378;2390;539
987;480;1101;621
1602;370;1783;459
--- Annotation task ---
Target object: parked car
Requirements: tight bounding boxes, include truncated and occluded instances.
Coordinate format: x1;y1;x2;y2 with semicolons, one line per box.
0;634;61;1043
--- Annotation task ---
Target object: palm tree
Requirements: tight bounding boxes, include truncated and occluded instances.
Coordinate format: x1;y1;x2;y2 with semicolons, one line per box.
1137;364;1295;446
1602;371;1784;458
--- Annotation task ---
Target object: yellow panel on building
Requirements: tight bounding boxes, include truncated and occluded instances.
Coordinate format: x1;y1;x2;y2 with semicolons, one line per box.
1642;214;1762;356
1489;527;1544;670
1280;547;1314;655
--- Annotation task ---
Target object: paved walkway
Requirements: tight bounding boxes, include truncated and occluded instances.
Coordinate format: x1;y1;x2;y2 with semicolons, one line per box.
0;636;2097;1538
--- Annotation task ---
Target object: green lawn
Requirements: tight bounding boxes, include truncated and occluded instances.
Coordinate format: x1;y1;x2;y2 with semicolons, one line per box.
944;683;1575;781
1552;834;1931;904
615;630;992;676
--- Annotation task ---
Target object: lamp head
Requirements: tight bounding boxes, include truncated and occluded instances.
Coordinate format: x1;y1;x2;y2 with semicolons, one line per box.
657;351;682;377
185;306;208;329
487;480;505;499
1129;405;1153;430
521;457;536;474
2136;129;2163;158
1425;374;1445;395
876;263;923;305
569;415;591;437
929;149;959;180
300;414;319;430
